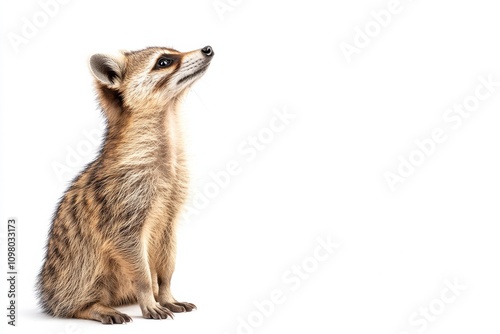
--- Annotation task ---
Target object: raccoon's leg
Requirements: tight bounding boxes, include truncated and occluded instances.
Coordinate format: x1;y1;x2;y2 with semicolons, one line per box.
74;303;132;324
156;236;197;313
112;235;174;320
151;269;160;301
133;254;174;319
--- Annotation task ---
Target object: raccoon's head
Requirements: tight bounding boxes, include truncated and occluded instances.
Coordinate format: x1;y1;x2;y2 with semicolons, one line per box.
89;46;214;120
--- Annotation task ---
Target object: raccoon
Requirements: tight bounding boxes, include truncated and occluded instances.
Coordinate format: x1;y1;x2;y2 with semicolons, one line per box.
37;45;214;324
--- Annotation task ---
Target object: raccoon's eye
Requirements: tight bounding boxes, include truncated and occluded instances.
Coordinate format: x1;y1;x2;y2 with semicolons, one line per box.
156;57;173;69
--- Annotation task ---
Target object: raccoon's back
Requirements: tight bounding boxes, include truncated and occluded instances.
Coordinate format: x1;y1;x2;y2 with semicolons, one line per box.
37;160;104;316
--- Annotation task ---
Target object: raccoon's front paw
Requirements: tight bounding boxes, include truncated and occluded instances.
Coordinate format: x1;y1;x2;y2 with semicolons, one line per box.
141;302;174;320
161;301;197;313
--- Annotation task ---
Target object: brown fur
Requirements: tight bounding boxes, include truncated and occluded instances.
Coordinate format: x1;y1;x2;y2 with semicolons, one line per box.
37;46;213;324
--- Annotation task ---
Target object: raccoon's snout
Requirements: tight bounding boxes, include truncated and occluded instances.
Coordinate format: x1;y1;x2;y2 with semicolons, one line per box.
201;46;214;57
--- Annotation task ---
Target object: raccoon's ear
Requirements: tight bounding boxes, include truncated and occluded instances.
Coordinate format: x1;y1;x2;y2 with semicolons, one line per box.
89;53;125;89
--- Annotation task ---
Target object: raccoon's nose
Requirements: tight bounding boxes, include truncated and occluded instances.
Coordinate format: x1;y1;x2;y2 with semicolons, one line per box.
201;46;214;57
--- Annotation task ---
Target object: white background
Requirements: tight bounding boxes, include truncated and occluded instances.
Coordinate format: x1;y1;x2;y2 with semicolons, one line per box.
1;0;500;333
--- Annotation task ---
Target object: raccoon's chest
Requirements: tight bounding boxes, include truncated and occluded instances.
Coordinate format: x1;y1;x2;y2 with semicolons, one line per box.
166;117;179;170
156;135;189;210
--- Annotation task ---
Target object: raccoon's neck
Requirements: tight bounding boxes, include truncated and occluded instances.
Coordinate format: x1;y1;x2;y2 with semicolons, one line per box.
101;104;182;171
